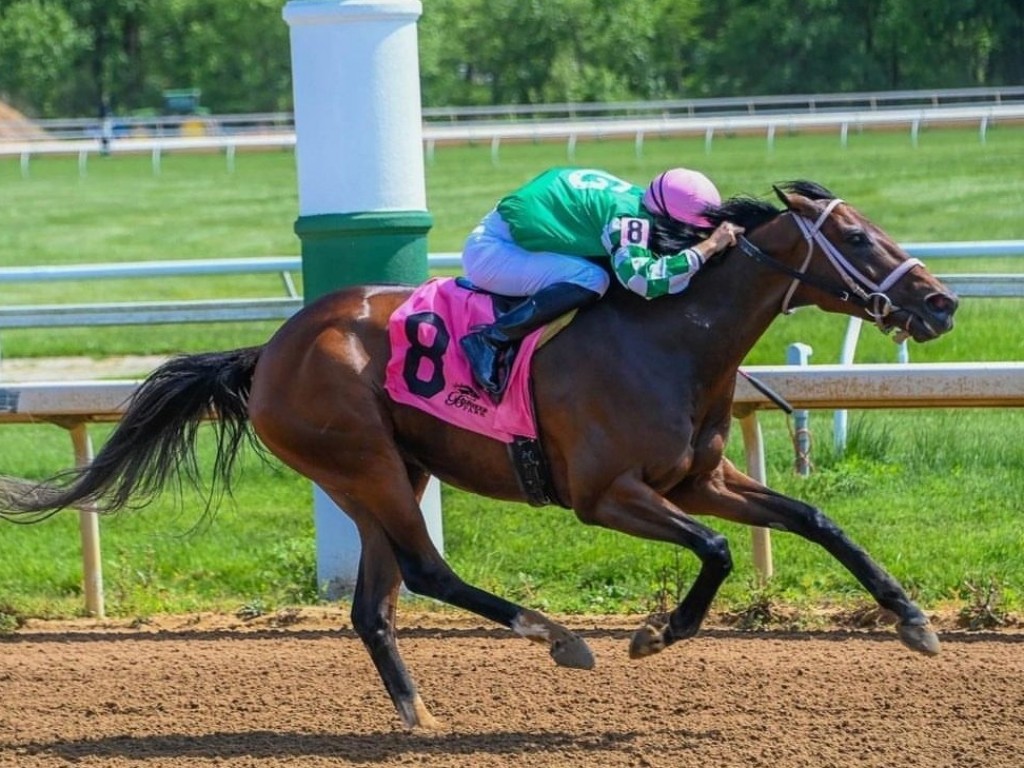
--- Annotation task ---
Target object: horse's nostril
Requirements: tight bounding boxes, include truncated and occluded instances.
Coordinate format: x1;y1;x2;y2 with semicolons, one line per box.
926;292;958;320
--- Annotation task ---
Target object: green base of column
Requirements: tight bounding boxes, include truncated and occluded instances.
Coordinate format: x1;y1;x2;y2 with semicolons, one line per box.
295;210;433;304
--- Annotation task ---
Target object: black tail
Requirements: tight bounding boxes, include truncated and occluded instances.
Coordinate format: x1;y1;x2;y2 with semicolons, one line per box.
0;346;263;523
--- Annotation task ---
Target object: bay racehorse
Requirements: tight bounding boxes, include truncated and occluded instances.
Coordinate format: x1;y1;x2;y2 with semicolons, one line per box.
1;181;958;729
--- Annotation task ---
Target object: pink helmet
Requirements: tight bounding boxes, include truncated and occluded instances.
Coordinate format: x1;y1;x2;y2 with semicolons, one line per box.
643;168;721;228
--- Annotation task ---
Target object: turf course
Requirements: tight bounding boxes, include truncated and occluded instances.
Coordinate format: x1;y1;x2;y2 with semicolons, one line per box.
0;125;1022;622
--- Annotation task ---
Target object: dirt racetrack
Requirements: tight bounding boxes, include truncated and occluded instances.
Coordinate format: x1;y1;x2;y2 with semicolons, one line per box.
2;609;1022;768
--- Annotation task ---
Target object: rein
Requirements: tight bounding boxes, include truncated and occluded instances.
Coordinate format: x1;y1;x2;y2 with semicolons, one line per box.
736;199;923;334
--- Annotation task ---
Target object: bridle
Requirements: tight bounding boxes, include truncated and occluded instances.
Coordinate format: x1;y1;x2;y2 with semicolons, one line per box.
736;198;923;333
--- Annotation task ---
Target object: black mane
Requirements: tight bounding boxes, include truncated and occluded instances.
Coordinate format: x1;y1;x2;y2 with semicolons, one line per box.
777;179;836;201
704;179;837;232
704;195;780;232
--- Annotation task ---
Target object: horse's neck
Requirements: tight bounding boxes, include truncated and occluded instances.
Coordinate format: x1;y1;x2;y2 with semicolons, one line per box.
611;249;789;375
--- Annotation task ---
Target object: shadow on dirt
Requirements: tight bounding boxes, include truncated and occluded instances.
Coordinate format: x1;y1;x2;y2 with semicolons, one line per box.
16;728;661;762
3;625;1023;646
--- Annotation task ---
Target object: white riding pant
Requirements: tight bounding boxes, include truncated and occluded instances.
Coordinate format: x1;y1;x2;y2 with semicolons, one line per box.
461;210;611;297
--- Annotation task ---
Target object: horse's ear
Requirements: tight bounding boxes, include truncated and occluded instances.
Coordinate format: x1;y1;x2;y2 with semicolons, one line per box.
774;185;819;219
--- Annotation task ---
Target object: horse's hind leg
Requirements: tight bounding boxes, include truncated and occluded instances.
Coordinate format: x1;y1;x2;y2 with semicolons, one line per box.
350;456;593;671
382;487;598;671
316;457;593;729
387;516;594;671
348;506;440;731
255;397;591;727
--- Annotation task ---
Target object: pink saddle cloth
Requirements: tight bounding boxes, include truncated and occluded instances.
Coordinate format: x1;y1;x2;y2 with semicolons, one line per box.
384;277;544;443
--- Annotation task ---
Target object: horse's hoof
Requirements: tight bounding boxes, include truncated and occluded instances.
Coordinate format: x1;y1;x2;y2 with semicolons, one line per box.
898;622;941;656
629;623;666;659
550;633;595;669
400;694;444;732
412;714;444;732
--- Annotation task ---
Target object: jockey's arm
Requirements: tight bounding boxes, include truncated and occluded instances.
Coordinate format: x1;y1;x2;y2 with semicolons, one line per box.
604;219;744;300
691;222;744;263
611;243;702;299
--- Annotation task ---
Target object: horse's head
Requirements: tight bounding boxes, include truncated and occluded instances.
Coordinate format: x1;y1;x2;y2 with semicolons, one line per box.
723;181;958;343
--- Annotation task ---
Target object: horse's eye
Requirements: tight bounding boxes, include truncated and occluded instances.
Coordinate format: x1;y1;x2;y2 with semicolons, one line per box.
846;230;870;247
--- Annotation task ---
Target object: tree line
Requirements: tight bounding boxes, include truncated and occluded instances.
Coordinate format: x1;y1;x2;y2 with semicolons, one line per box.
1;0;1021;119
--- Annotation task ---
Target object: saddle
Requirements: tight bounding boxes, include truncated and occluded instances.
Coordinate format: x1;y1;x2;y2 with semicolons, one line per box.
384;277;574;507
453;276;520;312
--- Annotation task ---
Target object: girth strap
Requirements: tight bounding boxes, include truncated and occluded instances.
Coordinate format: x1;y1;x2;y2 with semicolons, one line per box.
507;436;566;508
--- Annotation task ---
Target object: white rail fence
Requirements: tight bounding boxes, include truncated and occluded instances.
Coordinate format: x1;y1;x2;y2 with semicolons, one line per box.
12;86;1024;140
2;241;1022;616
4;86;1024;173
3;243;1022;329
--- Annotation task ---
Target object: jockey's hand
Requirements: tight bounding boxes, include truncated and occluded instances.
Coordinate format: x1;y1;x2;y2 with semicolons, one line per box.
699;222;745;261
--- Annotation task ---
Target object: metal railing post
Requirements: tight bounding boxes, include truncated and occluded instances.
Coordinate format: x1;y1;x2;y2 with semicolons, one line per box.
738;409;773;583
69;423;105;618
787;343;813;476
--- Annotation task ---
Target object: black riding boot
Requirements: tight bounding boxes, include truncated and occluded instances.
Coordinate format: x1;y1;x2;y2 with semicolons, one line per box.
460;282;600;401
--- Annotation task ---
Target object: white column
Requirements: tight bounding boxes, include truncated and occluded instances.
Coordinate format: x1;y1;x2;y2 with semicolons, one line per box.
284;0;427;215
283;0;442;597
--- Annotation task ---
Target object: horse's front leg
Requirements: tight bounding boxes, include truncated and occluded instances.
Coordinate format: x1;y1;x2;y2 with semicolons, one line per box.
672;458;940;656
578;474;734;658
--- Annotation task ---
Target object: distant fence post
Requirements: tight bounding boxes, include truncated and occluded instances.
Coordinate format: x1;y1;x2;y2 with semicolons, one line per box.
283;0;441;597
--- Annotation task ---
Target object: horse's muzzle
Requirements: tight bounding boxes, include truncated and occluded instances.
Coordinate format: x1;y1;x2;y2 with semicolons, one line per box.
901;290;959;342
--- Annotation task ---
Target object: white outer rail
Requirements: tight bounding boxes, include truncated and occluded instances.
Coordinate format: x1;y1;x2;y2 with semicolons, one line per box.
3;273;1015;329
5;361;1024;614
11;85;1024;139
1;245;1021;329
4;102;1024;164
3;241;1021;281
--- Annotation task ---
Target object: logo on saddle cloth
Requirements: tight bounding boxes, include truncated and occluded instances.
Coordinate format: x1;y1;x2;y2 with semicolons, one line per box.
384;277;569;443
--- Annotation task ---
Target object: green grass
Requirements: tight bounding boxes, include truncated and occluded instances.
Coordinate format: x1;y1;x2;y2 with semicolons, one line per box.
0;125;1023;622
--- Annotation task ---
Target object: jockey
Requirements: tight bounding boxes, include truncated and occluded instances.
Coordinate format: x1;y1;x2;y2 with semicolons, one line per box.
460;166;744;400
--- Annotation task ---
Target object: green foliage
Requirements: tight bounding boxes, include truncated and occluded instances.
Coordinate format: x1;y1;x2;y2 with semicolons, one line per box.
235;598;266;621
2;0;1023;116
420;0;1024;104
144;0;292;113
419;0;694;104
0;604;26;633
0;0;86;115
0;0;290;116
956;578;1011;630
